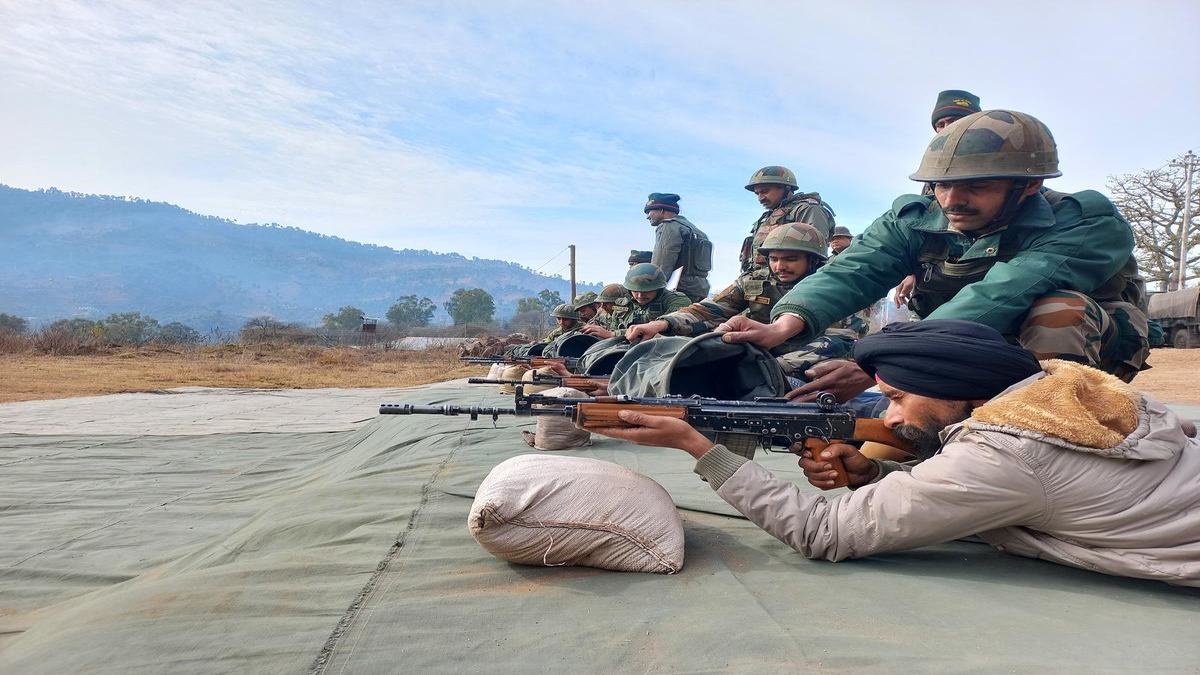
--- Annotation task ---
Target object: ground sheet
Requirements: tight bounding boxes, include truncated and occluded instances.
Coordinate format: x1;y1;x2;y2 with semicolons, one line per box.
1;382;1197;673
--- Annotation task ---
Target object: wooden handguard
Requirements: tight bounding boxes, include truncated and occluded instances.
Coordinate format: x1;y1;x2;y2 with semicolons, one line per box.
573;403;689;429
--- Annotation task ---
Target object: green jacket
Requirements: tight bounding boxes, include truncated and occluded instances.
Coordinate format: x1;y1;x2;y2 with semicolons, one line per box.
771;190;1139;341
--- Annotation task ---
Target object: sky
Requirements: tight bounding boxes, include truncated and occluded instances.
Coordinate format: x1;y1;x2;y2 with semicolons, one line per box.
2;0;1198;291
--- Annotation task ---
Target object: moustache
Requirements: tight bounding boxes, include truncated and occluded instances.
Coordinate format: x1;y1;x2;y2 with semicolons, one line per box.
943;206;980;216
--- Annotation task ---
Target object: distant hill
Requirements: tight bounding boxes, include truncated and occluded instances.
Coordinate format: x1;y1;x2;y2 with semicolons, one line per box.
0;185;597;331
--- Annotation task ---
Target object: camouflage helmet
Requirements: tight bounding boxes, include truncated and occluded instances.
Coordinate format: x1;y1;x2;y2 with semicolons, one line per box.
596;283;627;303
744;166;799;192
550;303;580;320
623;263;667;292
910;110;1062;182
830;225;853;239
571;291;598;310
757;222;828;261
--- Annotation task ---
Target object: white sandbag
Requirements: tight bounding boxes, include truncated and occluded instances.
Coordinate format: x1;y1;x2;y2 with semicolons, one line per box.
521;386;591;451
520;366;559;394
486;363;505;379
497;365;531;394
468;454;685;574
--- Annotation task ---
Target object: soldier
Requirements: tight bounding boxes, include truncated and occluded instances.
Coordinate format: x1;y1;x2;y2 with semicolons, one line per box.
740;166;836;273
627;250;653;267
626;223;856;377
898;90;986;307
580;283;631;337
644;193;713;302
829;225;854;256
571;291;600;324
543;303;581;341
584;264;690;338
719;110;1151;398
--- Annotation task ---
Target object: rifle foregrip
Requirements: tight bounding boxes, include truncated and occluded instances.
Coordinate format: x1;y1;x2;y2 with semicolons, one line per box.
574;403;688;429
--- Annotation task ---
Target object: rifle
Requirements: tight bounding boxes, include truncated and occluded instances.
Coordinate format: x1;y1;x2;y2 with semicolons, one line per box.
459;356;581;371
468;375;608;394
380;388;910;489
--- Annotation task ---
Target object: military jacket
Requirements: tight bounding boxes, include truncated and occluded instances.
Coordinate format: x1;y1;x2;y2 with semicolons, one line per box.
544;324;580;342
652;215;712;302
742;192;836;272
771;190;1142;342
609;290;691;330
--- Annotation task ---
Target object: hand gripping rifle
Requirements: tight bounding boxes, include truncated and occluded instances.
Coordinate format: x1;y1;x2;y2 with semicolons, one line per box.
467;374;608;394
380;388;910;489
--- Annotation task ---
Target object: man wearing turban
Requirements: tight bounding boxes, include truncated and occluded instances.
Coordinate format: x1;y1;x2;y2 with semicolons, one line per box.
595;320;1200;587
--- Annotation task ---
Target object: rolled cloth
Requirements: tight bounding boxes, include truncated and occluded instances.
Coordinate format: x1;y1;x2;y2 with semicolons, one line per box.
854;320;1043;401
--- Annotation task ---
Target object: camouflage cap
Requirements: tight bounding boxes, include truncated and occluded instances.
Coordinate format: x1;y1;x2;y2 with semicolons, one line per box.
744;166;799;192
623;263;667;292
550;303;580;320
596;283;628;303
830;225;853;239
910;110;1061;183
627;249;653;264
931;90;982;129
571;291;598;310
758;222;828;260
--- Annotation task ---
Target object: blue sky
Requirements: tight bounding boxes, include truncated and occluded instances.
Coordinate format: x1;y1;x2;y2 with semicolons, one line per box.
2;1;1198;290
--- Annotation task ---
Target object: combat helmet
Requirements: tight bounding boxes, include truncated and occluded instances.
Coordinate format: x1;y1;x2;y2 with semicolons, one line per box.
571;291;598;310
550;303;580;320
623;263;667;292
910;110;1061;182
744;166;799;192
757;222;828;261
596;283;627;303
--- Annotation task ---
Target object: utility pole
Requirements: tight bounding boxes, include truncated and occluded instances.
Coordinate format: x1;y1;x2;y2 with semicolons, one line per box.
1171;151;1197;289
569;244;577;300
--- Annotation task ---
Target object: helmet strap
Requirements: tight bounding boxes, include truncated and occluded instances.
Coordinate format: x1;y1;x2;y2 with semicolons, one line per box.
987;180;1030;229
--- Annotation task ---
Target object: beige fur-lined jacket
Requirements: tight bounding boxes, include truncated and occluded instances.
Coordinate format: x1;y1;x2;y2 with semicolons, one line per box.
694;360;1200;587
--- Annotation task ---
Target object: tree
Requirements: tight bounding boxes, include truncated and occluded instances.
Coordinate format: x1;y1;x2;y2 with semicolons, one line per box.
386;295;436;326
1108;158;1199;291
46;318;99;339
159;321;203;344
537;289;563;313
515;297;544;314
443;288;495;325
322;306;365;331
0;313;28;334
99;312;160;345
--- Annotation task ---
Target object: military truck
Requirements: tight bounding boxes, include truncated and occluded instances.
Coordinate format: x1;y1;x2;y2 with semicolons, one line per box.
1148;286;1200;348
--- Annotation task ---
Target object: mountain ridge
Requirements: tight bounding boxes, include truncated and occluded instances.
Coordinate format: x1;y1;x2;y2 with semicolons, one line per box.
0;184;597;331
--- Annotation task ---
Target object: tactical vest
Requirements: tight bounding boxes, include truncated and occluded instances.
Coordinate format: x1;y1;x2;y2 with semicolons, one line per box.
908;190;1144;320
624;291;688;328
741;193;835;271
739;268;789;324
670;216;713;276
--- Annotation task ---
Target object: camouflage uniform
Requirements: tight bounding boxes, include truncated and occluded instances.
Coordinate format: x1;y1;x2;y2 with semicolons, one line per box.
544;304;581;341
656;223;857;376
771;110;1149;382
612;263;691;329
651;213;712;303
741;167;836;273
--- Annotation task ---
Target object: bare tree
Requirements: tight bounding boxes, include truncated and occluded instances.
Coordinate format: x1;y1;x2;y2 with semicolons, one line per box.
1107;158;1199;291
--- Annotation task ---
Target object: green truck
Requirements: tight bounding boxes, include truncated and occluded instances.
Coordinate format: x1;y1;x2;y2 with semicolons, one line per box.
1148;286;1200;348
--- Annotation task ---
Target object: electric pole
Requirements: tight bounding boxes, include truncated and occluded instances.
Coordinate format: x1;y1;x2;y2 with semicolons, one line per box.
1171;150;1197;289
569;244;577;300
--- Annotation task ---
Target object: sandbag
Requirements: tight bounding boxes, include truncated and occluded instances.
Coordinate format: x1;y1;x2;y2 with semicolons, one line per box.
519;366;559;394
485;363;505;379
468;454;685;574
497;365;531;394
577;336;636;376
520;386;591;450
607;332;787;400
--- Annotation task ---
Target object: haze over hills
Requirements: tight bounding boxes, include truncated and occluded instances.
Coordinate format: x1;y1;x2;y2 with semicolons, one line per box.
0;184;598;331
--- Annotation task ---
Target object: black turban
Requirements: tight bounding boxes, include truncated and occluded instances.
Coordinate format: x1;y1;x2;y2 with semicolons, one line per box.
854;320;1043;401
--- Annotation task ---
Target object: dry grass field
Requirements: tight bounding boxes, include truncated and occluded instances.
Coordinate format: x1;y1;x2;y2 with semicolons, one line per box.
0;343;1196;405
